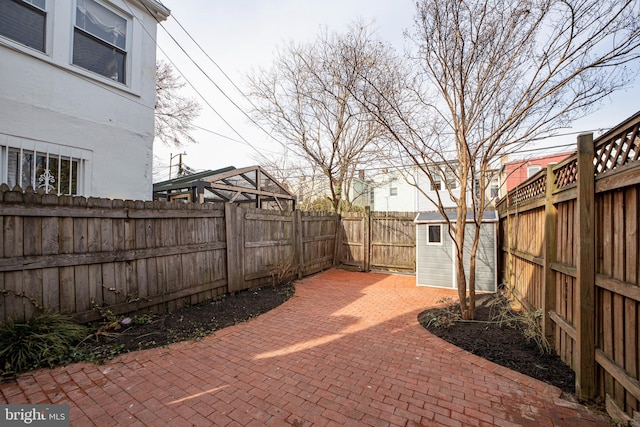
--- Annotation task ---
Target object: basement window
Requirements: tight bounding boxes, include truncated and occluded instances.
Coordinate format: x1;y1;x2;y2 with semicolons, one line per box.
5;148;81;195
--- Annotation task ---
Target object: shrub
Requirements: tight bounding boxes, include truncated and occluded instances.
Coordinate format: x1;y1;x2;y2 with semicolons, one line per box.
0;314;89;375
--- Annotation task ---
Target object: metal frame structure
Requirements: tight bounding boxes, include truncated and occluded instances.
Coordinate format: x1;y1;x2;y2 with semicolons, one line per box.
153;166;296;210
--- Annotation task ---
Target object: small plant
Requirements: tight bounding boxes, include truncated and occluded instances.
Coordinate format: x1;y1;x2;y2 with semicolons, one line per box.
420;297;461;329
269;257;299;287
521;309;551;354
0;314;89;375
132;313;154;325
489;294;551;355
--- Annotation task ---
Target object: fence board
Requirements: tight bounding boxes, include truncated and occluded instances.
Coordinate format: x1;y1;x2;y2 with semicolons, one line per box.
2;191;410;325
340;214;365;270
370;212;416;272
498;114;640;411
625;188;639;411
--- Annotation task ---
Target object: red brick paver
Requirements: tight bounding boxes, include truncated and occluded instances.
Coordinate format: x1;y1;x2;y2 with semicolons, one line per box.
1;270;609;426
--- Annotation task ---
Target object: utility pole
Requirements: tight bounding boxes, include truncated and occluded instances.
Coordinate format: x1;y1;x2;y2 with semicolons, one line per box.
169;152;187;179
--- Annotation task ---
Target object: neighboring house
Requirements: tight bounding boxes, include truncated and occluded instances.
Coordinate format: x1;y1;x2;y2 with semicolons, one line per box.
353;166;461;213
499;152;572;198
0;0;170;200
414;210;498;292
475;168;501;207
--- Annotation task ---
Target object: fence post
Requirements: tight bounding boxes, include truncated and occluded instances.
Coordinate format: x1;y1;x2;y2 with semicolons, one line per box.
333;213;342;266
363;207;371;272
575;133;596;399
225;203;245;293
294;210;303;279
543;165;558;344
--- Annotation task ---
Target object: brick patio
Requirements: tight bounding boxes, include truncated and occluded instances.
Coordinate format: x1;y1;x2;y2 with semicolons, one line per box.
0;270;609;426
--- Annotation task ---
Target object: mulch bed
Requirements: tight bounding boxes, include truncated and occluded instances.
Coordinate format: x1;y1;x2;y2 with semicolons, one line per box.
418;292;576;394
75;283;295;363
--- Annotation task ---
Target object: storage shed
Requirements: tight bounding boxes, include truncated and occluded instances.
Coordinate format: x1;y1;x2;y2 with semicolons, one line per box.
414;210;498;292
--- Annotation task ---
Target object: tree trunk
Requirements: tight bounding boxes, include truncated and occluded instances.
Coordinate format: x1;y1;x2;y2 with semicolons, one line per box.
454;213;469;319
468;220;482;319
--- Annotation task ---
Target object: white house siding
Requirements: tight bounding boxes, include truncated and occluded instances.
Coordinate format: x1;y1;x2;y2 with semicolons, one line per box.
370;168;460;213
0;0;167;200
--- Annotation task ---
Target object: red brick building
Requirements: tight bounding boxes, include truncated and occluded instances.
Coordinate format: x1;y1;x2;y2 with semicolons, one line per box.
499;152;573;197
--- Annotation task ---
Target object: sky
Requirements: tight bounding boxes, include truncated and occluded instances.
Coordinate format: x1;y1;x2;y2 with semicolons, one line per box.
152;0;640;182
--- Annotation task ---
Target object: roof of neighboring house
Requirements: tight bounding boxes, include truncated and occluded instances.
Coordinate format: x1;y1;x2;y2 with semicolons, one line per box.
502;151;573;168
414;210;499;224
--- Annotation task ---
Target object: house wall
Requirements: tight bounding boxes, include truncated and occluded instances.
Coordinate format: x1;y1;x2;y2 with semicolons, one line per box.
501;152;572;196
0;0;164;200
416;221;497;292
370;169;459;212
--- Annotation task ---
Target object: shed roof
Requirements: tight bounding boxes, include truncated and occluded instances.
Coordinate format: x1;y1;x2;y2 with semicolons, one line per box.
414;210;498;224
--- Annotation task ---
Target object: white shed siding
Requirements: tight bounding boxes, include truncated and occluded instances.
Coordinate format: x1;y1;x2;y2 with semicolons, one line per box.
415;212;497;292
416;224;455;289
462;223;497;292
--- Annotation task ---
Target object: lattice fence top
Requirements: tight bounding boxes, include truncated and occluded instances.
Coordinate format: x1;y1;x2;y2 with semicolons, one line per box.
508;173;546;206
553;157;578;190
594;122;640;176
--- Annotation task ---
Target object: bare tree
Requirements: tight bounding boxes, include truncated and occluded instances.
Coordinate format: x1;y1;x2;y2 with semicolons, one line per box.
155;60;201;148
247;22;399;213
359;0;640;319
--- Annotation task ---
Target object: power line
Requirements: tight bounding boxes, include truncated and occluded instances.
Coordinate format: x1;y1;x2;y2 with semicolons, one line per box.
126;1;273;164
167;12;285;148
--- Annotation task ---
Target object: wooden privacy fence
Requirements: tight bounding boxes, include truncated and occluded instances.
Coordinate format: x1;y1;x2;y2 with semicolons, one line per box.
339;209;416;272
497;111;640;417
0;190;337;324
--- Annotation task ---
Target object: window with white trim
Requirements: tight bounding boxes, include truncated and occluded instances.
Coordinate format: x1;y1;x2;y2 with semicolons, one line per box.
6;148;81;195
490;183;499;199
430;175;442;191
427;224;442;244
0;0;46;52
527;164;542;178
389;186;397;196
73;0;128;83
446;176;457;190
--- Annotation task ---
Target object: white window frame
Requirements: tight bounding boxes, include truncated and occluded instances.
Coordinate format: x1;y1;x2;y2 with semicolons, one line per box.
0;0;48;53
72;0;131;84
427;224;443;245
527;165;542;178
446;176;457;190
389;186;398;197
490;183;499;199
430;175;442;191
